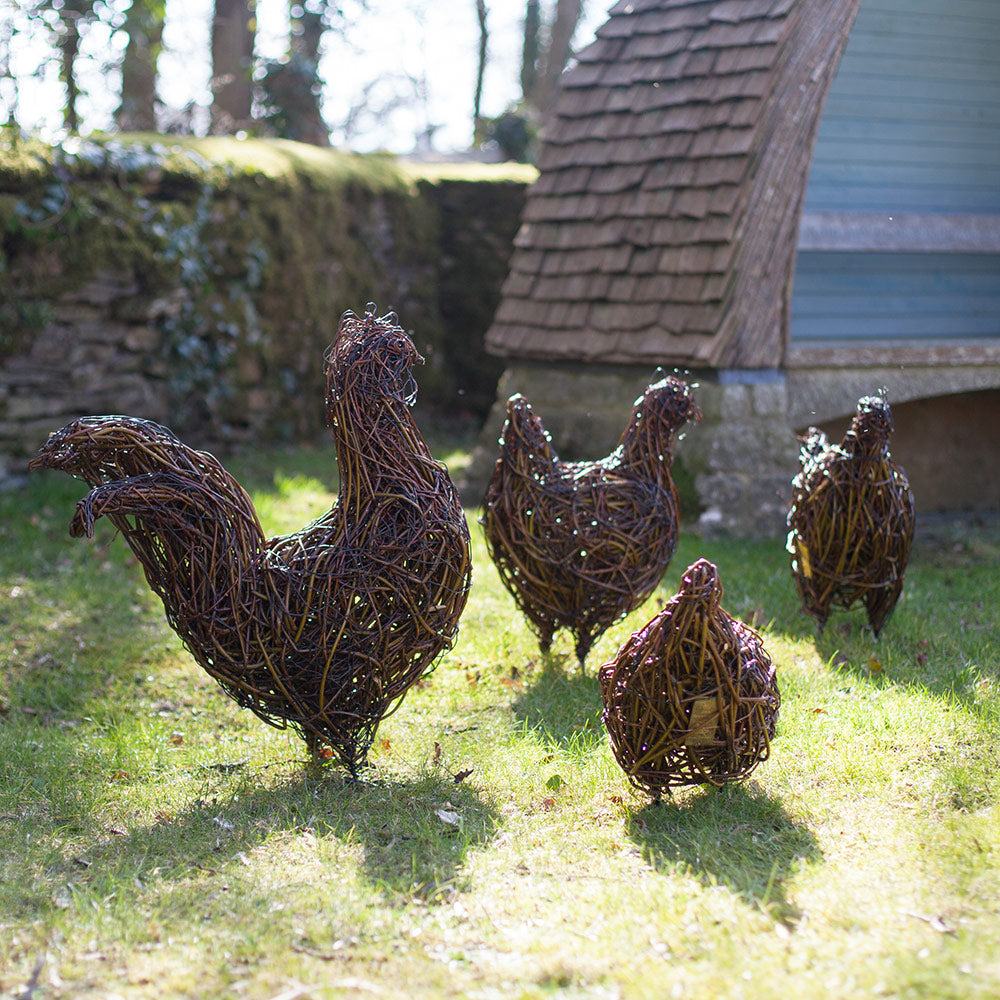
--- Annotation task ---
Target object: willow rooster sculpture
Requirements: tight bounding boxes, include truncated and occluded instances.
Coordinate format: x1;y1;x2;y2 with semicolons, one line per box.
599;558;780;798
786;392;914;637
31;306;472;775
481;374;700;666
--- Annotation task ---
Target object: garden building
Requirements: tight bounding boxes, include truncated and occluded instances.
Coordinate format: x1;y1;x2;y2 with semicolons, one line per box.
473;0;1000;533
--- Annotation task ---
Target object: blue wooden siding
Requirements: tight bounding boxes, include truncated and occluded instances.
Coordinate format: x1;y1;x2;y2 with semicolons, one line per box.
790;0;1000;346
802;0;1000;215
791;253;1000;341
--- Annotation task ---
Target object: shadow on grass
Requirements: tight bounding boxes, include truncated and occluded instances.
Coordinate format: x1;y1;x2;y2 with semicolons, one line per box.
30;765;500;924
626;781;820;925
510;653;605;747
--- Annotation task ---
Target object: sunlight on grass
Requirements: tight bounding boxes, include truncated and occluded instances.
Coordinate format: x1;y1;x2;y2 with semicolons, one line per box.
1;445;998;999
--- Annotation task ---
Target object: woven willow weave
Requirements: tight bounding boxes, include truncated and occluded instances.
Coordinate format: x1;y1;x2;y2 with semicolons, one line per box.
31;306;472;774
481;375;699;665
786;393;914;636
598;559;780;797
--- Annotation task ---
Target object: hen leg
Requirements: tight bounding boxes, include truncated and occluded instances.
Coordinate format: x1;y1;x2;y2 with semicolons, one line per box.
865;581;902;637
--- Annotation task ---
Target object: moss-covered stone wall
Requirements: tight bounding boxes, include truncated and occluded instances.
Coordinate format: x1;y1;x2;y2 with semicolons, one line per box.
0;135;530;480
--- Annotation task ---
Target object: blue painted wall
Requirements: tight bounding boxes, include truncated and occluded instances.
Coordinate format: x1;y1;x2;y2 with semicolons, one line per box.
790;0;1000;345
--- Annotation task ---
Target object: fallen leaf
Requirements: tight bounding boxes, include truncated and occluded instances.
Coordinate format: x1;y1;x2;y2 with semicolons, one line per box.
810;707;828;714
432;742;442;767
541;797;556;811
435;808;461;827
868;655;884;674
916;652;927;666
168;732;184;746
545;774;565;791
379;737;391;752
452;768;473;784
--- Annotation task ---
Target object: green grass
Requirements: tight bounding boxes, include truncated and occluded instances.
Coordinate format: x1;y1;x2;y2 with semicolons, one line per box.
1;434;998;999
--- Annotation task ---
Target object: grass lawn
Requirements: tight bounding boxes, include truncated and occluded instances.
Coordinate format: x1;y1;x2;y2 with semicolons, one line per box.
1;430;998;999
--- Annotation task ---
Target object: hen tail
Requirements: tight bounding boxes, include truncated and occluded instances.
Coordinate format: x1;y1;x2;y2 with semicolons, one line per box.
496;394;557;477
798;427;829;469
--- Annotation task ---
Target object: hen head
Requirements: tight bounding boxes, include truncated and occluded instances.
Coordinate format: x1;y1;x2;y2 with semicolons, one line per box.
637;374;701;434
325;304;422;413
844;392;894;456
619;375;700;464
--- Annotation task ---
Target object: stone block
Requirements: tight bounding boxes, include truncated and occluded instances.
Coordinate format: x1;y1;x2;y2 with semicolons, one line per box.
52;302;102;324
6;391;83;420
751;379;788;417
124;326;162;352
719;384;752;420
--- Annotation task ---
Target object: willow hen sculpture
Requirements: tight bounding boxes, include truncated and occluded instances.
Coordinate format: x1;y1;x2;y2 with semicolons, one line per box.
482;375;700;666
598;559;780;797
31;306;472;775
786;392;914;636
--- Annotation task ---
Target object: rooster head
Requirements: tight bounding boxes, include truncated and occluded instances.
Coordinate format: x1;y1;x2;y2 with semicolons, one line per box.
325;304;423;410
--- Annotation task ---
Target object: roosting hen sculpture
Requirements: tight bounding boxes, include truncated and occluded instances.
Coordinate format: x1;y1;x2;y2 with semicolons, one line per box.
599;558;780;797
31;306;472;775
786;392;914;636
482;374;700;666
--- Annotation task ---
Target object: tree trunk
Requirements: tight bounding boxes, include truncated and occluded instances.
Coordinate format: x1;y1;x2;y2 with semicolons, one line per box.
289;7;329;146
60;17;81;133
211;0;256;134
520;0;540;104
536;0;581;112
473;0;488;140
117;0;165;132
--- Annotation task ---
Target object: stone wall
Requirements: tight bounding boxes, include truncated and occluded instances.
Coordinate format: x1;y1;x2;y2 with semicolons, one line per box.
0;138;528;483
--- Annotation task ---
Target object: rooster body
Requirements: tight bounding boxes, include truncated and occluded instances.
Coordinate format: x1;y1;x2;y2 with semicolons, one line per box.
482;375;699;664
786;393;914;636
32;308;472;774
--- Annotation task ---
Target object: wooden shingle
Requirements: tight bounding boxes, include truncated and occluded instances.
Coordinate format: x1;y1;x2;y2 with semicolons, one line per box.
486;0;863;368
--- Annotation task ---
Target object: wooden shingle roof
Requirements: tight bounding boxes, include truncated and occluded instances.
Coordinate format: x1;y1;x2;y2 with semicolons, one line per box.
486;0;862;369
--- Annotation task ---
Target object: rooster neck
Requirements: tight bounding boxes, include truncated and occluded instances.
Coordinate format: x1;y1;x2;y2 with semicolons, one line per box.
330;397;444;501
